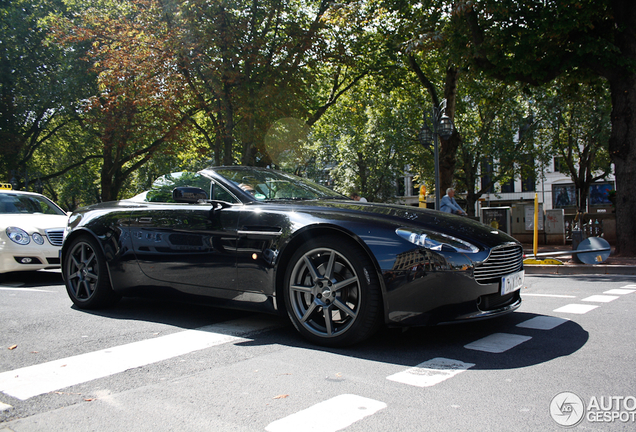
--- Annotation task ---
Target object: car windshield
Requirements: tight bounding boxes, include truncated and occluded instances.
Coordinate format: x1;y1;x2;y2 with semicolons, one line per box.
205;167;347;201
0;193;66;215
144;172;211;203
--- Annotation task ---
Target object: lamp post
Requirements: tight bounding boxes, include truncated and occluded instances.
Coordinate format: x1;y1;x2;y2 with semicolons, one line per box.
418;99;455;210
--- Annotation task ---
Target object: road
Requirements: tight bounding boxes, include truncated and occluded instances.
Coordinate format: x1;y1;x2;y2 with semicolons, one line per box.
1;270;635;431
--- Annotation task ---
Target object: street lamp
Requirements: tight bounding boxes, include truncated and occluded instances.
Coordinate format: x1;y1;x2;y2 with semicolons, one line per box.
418;99;455;210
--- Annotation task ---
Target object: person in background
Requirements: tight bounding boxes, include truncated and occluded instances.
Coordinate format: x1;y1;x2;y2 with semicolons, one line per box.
350;192;367;202
440;188;466;215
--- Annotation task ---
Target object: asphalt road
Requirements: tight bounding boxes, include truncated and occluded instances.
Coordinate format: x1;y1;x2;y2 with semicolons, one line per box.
1;270;635;431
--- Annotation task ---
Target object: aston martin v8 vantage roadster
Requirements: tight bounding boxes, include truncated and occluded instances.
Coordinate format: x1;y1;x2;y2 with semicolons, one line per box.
61;166;523;346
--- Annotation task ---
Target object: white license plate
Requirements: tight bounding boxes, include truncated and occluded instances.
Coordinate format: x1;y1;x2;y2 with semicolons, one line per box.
501;270;524;295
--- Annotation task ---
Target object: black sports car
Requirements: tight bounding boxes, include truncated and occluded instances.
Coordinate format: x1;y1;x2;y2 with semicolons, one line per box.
61;166;524;347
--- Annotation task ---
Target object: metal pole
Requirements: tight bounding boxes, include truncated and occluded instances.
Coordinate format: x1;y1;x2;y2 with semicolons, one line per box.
434;132;440;210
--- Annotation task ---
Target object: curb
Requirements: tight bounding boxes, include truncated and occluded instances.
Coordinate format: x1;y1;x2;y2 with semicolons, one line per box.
524;265;636;276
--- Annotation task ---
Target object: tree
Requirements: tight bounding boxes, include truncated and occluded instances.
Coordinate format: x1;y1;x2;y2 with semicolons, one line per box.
0;0;93;189
380;0;463;197
453;78;536;216
309;77;424;202
164;0;376;167
534;80;612;213
53;0;196;202
455;0;636;255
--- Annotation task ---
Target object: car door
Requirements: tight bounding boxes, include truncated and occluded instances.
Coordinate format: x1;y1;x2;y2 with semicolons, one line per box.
129;202;241;292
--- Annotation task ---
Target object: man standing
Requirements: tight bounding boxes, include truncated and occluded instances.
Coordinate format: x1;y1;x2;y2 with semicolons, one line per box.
350;192;367;202
440;188;466;215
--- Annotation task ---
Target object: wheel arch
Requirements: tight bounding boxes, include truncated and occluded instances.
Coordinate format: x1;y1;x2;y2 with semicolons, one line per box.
274;224;387;320
61;227;112;285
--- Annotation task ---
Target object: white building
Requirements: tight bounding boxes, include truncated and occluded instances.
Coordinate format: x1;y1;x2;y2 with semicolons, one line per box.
399;158;614;215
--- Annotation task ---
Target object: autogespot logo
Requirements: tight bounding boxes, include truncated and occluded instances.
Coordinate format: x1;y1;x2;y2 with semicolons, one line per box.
550;392;585;427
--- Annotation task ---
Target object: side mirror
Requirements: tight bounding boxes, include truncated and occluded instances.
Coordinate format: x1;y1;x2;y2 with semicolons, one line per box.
172;187;208;204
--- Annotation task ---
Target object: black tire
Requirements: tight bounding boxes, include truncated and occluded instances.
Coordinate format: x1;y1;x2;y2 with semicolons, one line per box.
283;235;383;347
63;235;120;309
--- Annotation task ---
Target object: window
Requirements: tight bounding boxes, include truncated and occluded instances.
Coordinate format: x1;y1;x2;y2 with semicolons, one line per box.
481;159;493;193
500;179;515;193
554;157;567;173
521;175;535;192
520;155;535;192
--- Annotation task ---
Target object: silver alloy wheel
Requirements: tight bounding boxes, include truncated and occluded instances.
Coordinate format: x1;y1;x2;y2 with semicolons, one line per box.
288;246;362;338
66;240;100;301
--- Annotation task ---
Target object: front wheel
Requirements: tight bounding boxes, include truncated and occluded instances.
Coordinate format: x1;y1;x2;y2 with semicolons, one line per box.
63;235;120;309
283;236;383;347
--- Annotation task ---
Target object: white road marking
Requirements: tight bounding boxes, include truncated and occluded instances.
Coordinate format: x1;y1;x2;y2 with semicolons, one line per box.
582;295;619;303
553;304;599;314
621;285;636;288
0;401;12;411
386;357;475;388
0;317;280;401
516;316;569;330
464;333;532;353
0;287;55;293
605;288;635;295
265;394;386;432
521;293;576;298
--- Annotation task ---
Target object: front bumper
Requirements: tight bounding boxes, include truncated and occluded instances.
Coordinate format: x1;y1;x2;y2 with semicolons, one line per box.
0;241;61;273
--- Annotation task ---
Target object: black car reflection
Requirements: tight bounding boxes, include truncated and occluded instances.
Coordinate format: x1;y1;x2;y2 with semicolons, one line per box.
61;166;523;347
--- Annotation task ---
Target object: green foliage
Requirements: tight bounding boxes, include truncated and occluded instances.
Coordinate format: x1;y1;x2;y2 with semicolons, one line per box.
454;77;536;190
0;0;94;189
309;77;425;202
145;172;210;203
533;78;612;211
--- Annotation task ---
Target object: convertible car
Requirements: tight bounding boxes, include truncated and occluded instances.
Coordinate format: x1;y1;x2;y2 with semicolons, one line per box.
61;166;523;347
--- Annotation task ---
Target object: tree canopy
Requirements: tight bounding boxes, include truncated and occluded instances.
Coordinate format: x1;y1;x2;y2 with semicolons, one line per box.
0;0;629;255
454;0;636;254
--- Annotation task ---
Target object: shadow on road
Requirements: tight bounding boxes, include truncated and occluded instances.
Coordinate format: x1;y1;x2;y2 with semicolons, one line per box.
3;270;591;373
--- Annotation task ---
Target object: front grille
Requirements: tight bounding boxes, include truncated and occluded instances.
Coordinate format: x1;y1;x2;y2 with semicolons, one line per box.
46;229;64;246
474;244;523;284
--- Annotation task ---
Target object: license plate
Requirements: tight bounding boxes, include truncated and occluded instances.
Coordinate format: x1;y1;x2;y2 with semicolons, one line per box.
501;270;524;295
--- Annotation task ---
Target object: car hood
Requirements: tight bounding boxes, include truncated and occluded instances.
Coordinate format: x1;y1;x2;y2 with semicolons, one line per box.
1;213;69;230
266;199;518;249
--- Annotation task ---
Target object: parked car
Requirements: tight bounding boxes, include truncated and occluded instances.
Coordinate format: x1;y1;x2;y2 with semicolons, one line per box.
1;186;68;274
61;166;524;346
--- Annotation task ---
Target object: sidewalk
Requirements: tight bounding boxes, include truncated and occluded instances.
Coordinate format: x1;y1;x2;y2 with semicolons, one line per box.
521;243;636;275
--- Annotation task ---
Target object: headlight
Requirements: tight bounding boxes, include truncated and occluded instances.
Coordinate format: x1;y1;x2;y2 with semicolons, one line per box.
7;227;31;245
32;232;45;245
396;228;479;254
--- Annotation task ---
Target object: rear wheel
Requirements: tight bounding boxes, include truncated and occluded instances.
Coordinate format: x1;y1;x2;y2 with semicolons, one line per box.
64;235;120;309
284;236;382;347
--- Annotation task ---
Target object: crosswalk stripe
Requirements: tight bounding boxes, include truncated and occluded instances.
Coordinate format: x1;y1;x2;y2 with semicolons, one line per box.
0;287;54;293
386;357;475;388
516;316;569;330
265;394;386;432
464;333;532;353
582;295;619;303
553;304;599;314
0;317;280;401
604;288;635;295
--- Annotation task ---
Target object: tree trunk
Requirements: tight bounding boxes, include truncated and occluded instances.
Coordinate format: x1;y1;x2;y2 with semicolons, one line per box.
439;132;460;197
439;66;460;197
608;76;636;256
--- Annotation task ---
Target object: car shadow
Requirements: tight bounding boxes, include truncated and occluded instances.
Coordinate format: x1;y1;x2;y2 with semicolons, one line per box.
0;270;64;287
2;271;601;372
69;289;590;373
234;311;590;371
